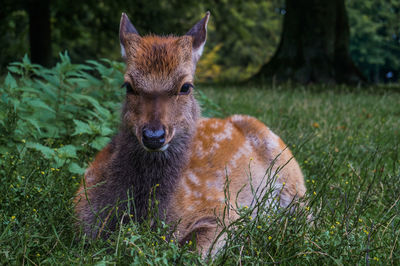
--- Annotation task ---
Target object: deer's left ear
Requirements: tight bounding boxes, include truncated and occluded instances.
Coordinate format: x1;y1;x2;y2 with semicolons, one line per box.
186;11;210;64
119;13;140;59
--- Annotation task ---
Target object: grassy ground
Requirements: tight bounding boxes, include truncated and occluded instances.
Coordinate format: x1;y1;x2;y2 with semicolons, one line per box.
1;58;399;264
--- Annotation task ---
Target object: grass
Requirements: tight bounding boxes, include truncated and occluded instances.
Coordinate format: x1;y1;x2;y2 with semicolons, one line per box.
1;57;399;264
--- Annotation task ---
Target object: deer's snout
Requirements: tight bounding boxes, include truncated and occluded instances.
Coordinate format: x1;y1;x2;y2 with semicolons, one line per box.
142;125;166;151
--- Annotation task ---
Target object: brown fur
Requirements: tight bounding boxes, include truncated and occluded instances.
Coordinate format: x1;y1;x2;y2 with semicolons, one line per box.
74;12;306;257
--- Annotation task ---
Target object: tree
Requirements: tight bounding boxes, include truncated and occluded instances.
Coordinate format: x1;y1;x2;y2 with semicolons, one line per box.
28;0;52;67
253;0;366;84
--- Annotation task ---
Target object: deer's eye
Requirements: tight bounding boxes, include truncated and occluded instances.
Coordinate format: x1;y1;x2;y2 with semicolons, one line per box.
179;83;193;95
122;82;137;95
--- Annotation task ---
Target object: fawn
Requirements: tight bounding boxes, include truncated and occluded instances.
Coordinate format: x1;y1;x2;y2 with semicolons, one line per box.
74;12;306;257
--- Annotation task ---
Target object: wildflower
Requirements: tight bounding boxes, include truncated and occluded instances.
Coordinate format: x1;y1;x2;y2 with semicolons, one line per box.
41;171;45;175
72;176;76;179
11;216;16;220
249;216;253;220
358;218;363;223
21;176;25;179
36;253;40;257
363;229;369;235
155;184;160;187
170;239;174;243
330;231;334;235
250;157;254;161
161;236;166;241
336;221;340;225
33;209;37;212
22;139;26;143
268;236;272;240
244;205;248;209
56;168;60;171
313;191;317;196
138;250;143;256
257;225;262;229
128;228;131;232
311;180;315;184
51;168;55;171
345;181;349;184
373;257;379;261
331;225;335;229
282;182;286;186
312;122;320;128
188;240;192;246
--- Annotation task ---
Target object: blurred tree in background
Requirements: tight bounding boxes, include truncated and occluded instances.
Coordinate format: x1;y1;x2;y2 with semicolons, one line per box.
347;0;400;83
0;0;399;83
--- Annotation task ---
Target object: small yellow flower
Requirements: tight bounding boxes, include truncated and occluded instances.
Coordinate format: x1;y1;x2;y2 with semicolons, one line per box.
306;179;310;183
11;215;16;220
311;180;315;184
188;240;192;246
51;168;55;171
345;181;349;185
313;191;317;196
36;253;40;257
21;176;25;179
161;236;166;241
250;157;254;161
56;168;60;171
363;230;369;235
244;205;248;209
336;221;340;225
358;218;363;223
313;122;320;128
22;139;26;143
331;225;335;229
138;250;143;255
305;206;310;211
128;228;131;232
293;217;296;221
155;184;160;187
33;209;37;212
41;171;45;175
373;257;379;261
257;225;262;229
72;176;76;179
249;216;253;220
330;231;334;235
268;236;272;240
170;239;174;243
282;182;286;186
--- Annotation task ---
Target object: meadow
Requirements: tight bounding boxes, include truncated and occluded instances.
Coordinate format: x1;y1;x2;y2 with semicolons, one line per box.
1;55;399;265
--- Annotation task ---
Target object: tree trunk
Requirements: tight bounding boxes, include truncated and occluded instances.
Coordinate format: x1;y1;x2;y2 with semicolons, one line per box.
28;0;52;67
252;0;365;85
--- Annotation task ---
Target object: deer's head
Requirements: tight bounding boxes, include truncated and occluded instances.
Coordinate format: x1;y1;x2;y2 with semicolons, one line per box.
119;12;209;152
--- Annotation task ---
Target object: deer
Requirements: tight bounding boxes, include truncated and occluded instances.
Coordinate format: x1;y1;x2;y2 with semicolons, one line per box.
74;11;307;257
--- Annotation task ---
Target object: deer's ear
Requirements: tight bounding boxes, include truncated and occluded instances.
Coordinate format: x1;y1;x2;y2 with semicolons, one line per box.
186;11;210;64
119;13;140;58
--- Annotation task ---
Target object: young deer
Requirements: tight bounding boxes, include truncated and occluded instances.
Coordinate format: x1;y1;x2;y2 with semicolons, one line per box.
74;12;306;257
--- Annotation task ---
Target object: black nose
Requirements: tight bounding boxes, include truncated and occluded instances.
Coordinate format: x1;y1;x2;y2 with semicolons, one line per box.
142;126;166;150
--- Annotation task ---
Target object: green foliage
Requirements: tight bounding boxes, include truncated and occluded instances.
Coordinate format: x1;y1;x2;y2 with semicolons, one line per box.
0;52;124;174
0;57;400;264
347;0;400;82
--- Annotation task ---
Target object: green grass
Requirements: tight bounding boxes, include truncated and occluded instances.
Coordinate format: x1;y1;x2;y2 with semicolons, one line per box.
1;56;399;265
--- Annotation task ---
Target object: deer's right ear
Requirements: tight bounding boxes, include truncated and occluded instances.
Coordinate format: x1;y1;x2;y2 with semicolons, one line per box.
119;13;140;58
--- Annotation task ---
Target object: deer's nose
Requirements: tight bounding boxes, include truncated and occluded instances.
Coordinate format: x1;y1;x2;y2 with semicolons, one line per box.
142;126;166;151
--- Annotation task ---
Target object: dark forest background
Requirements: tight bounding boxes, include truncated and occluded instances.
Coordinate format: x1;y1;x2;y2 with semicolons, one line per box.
1;0;399;84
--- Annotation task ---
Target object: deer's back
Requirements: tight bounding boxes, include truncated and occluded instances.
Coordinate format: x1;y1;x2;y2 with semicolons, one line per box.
169;115;305;250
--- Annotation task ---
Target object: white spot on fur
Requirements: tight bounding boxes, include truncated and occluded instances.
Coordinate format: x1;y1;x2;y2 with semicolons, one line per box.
266;130;280;151
230;140;253;168
187;171;200;185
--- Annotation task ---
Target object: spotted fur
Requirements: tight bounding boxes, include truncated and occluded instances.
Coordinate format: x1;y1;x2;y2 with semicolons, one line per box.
74;12;306;256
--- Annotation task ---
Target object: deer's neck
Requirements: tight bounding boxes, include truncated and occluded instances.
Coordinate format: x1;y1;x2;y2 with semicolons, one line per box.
110;128;192;220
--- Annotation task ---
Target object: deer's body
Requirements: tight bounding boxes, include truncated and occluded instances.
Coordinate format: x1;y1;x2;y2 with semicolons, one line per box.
74;12;306;256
